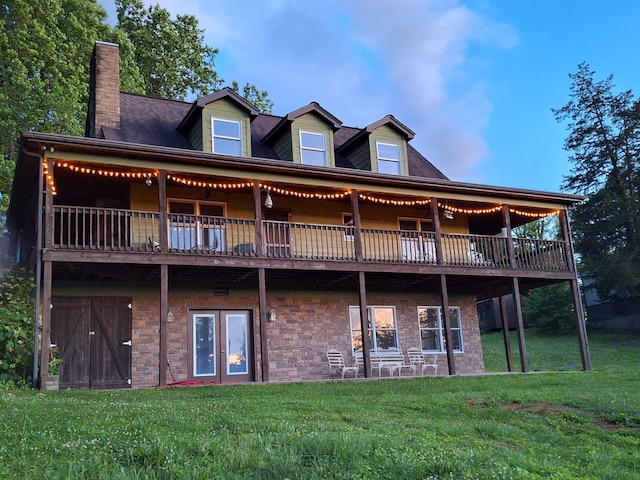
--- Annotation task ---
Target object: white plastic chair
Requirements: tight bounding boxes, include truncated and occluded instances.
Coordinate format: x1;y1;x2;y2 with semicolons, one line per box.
407;348;439;375
326;349;359;379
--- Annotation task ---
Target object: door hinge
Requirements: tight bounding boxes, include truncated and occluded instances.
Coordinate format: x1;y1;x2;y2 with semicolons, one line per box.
122;340;132;347
127;378;132;385
128;303;132;309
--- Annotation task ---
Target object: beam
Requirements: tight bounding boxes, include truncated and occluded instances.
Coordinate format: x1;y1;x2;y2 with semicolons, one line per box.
511;277;529;372
159;263;168;386
357;271;372;378
439;273;456;375
499;295;514;372
258;267;269;381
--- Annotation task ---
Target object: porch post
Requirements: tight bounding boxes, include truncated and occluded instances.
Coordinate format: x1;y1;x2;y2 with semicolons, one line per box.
510;277;529;372
158;170;168;252
559;209;591;370
258;267;269;382
438;274;456;375
499;295;514;372
501;204;516;267
253;180;264;257
350;189;363;262
159;263;168;386
357;271;372;378
430;198;444;264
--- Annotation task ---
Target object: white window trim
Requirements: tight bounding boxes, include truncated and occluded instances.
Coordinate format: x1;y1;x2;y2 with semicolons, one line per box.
376;141;401;174
168;200;227;252
417;306;464;354
211;117;243;156
299;130;327;166
349;305;399;354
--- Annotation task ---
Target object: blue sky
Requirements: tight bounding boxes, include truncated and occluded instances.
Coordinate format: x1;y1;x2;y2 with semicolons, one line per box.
100;0;639;193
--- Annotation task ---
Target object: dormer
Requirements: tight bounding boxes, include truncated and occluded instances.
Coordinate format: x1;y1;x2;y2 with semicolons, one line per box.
178;87;259;156
338;115;415;176
262;102;342;167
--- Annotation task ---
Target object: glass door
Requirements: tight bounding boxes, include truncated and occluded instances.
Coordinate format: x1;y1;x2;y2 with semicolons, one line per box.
190;310;253;383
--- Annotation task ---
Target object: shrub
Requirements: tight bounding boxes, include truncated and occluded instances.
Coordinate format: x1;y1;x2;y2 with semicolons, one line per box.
0;266;35;383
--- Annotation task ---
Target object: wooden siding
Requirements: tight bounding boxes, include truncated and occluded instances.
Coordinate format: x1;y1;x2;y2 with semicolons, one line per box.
347;140;372;171
369;125;409;175
201;97;252;156
272;129;293;161
186;117;203;151
292;113;335;167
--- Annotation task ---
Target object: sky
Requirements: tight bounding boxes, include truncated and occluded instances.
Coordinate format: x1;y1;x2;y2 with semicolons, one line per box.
100;0;640;193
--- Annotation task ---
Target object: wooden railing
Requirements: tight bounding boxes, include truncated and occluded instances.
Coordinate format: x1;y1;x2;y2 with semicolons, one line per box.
51;206;570;271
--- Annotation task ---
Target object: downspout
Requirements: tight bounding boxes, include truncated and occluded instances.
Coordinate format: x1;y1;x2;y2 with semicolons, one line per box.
22;146;44;388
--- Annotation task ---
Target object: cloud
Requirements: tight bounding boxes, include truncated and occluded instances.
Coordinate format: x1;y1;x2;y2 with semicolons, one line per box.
100;0;517;181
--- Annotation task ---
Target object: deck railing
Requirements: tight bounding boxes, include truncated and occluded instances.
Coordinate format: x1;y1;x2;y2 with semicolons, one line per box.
51;206;569;271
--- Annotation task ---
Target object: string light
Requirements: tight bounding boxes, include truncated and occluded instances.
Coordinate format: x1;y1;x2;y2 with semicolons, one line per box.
55;161;157;181
260;184;350;200
168;175;253;190
358;193;430;206
510;208;560;218
437;202;502;215
46;162;560;218
42;161;57;196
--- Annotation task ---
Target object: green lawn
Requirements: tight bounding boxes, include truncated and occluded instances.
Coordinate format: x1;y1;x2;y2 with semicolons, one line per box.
1;331;639;479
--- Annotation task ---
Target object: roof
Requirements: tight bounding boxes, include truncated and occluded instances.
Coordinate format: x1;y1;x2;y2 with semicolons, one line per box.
102;92;448;180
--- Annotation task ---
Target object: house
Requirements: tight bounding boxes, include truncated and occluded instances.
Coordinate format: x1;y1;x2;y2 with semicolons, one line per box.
7;42;590;389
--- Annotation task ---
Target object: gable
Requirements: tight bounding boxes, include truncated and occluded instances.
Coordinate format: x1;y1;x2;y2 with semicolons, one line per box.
202;97;253;156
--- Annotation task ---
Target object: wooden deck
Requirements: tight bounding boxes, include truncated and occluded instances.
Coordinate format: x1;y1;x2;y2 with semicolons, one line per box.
50;205;570;272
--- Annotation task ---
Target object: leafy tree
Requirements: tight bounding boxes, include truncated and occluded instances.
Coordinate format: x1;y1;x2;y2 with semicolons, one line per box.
523;283;575;335
231;81;274;115
0;267;35;384
0;0;111;222
116;0;223;101
553;63;640;304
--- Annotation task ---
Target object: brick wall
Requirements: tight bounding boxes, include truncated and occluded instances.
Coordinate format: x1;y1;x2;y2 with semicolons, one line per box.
129;289;484;387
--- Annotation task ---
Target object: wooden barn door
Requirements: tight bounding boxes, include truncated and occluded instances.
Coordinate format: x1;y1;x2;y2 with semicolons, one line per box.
51;297;132;389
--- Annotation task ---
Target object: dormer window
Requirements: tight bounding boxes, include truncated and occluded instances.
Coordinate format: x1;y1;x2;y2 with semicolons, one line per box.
212;118;242;156
300;131;327;166
376;142;401;175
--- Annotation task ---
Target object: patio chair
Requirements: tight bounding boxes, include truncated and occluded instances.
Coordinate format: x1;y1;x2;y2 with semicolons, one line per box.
407;348;439;375
326;349;359;379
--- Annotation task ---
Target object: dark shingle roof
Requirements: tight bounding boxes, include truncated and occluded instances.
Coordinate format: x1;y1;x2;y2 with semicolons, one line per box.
103;92;448;180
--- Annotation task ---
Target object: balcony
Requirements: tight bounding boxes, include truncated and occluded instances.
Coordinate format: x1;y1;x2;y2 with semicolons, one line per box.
50;205;570;272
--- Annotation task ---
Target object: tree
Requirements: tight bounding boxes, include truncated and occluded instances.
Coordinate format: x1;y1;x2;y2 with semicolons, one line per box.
553;63;640;304
116;0;223;101
231;81;274;115
523;283;575;335
0;0;111;221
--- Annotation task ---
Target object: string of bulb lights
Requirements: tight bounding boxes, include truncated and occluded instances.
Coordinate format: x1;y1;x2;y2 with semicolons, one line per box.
41;161;560;218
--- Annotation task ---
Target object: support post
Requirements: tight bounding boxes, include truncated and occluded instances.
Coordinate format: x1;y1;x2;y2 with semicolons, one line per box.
159;263;168;386
559;209;591;370
258;267;269;381
357;271;371;378
32;149;45;387
502;204;516;267
511;277;529;372
39;261;52;385
254;181;264;257
499;295;514;372
439;274;456;375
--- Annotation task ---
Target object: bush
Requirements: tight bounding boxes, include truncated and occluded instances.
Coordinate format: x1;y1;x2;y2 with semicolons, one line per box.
0;266;35;383
523;283;576;334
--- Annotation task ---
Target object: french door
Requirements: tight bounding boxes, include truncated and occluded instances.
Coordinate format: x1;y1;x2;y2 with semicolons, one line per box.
189;310;253;383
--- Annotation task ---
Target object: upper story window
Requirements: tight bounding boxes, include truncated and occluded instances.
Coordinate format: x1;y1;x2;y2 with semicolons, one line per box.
212;118;242;156
300;131;327;166
376;142;401;175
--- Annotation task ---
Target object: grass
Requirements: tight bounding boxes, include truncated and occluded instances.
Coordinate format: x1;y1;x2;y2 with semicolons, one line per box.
1;331;639;479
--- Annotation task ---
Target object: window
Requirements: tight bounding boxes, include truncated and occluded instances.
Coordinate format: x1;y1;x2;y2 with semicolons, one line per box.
417;306;463;353
376;142;401;175
342;213;354;241
300;131;327;166
212;118;242;156
168;200;226;252
399;218;435;261
349;306;399;353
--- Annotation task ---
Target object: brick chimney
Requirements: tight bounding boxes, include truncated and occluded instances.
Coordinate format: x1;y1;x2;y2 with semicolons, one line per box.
85;41;120;138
